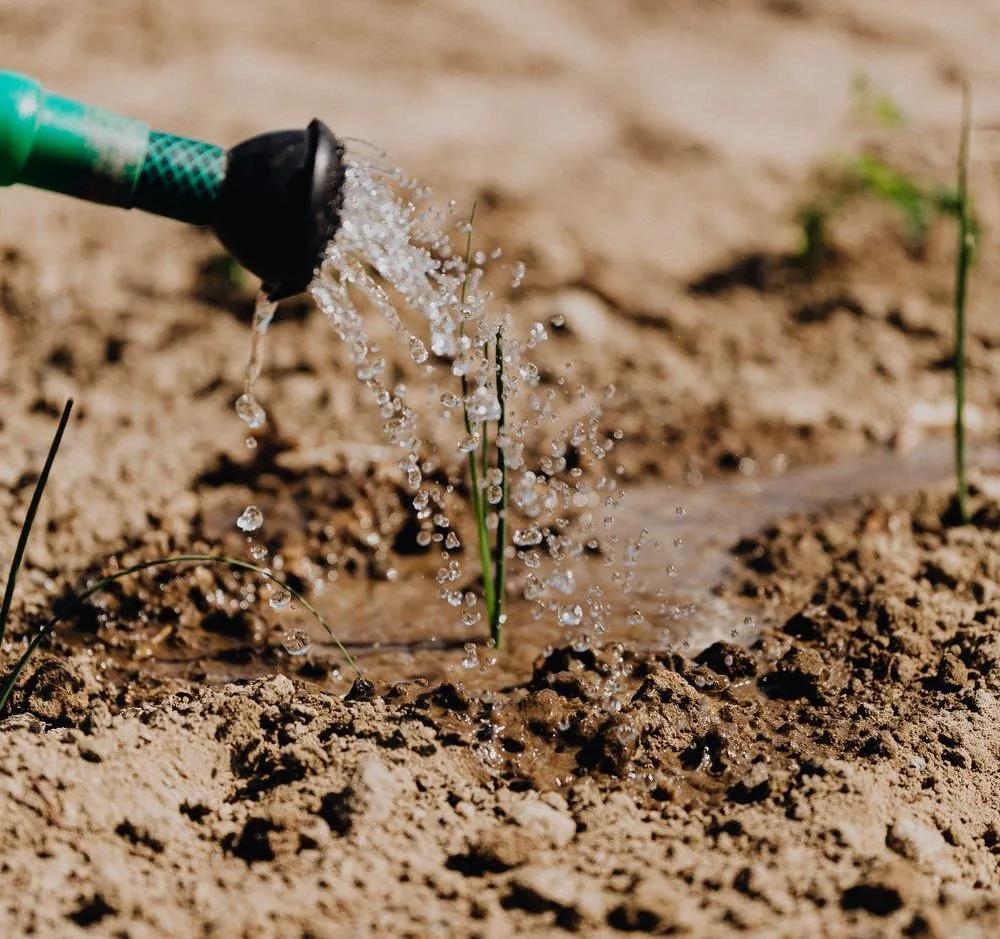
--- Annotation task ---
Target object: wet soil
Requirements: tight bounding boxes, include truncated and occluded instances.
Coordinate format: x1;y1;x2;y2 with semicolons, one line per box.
2;0;1000;936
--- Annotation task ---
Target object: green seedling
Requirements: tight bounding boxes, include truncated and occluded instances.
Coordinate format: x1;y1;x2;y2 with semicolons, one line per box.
851;73;906;128
796;155;963;272
795;80;962;272
458;204;509;649
952;84;974;523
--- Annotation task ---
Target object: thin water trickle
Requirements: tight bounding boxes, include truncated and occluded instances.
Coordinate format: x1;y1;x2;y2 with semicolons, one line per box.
235;293;277;430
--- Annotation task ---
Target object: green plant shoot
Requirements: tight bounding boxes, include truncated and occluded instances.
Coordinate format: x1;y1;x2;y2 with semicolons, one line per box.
953;83;974;523
458;204;509;648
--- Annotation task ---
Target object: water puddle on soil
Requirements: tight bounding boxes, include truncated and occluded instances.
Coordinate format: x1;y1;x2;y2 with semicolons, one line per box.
129;438;998;694
290;437;1000;687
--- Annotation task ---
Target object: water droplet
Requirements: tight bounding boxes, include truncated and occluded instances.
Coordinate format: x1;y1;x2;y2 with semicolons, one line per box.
519;362;539;383
558;604;583;627
235;393;266;429
431;331;457;357
674;505;687;519
462;608;481;626
513;527;542;547
269;589;292;611
236;505;264;532
249;544;268;561
408;337;429;363
549;569;575;594
282;629;311;656
467;385;501;423
458;431;480;454
445;531;460;549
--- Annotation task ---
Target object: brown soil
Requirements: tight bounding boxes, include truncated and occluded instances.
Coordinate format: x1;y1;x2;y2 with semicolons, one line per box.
3;483;999;937
2;0;1000;936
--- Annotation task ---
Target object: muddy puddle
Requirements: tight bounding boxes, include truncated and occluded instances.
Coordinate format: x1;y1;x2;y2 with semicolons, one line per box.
72;437;998;697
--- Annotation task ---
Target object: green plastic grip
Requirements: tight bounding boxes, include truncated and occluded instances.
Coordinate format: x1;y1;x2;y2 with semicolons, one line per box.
0;70;225;225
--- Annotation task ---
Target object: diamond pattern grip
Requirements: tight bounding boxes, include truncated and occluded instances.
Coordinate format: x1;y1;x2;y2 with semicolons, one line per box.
133;131;225;225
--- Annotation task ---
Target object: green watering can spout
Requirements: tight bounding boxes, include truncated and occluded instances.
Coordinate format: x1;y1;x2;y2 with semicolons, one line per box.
0;70;345;300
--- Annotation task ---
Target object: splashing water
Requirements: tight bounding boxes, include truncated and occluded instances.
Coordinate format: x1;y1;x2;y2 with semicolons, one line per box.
235;150;672;662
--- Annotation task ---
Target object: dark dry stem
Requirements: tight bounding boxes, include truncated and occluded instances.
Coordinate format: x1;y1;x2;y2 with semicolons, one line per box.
0;399;73;648
954;83;972;523
490;329;509;649
0;553;360;715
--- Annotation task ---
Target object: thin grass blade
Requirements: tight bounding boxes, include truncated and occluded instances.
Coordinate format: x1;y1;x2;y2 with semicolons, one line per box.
954;83;973;523
0;399;73;647
0;552;361;717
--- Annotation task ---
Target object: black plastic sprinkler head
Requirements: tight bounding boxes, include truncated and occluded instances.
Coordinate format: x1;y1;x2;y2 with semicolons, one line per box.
214;119;345;300
0;71;345;300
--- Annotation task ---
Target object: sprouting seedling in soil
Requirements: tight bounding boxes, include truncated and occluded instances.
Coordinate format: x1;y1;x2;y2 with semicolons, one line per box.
795;156;963;272
850;73;906;128
952;82;974;524
0;399;73;651
0;553;361;716
303;155;643;662
457;204;510;649
794;79;961;274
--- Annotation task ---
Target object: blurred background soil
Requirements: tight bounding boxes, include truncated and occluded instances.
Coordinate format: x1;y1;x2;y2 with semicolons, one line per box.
0;0;997;586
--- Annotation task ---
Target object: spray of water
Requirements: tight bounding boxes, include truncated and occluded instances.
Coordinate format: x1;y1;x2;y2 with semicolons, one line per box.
234;151;669;674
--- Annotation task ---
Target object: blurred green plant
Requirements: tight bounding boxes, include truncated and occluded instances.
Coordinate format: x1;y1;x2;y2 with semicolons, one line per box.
795;154;965;273
850;73;906;128
795;77;968;273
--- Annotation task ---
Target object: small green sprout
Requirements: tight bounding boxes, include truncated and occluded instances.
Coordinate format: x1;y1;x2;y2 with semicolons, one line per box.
851;73;906;128
457;204;509;649
952;83;974;523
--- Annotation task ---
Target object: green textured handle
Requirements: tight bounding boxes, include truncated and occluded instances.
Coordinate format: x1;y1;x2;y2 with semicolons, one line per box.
133;131;225;224
0;70;225;225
